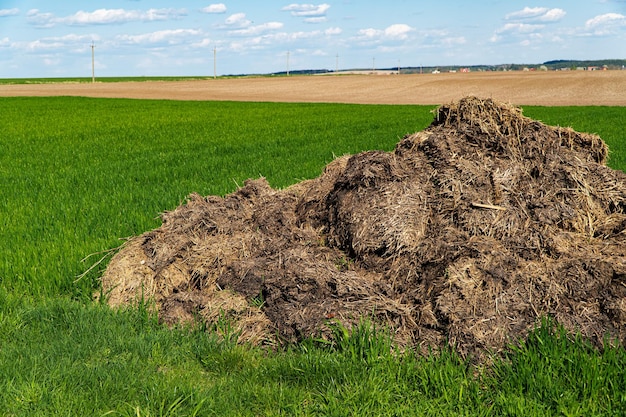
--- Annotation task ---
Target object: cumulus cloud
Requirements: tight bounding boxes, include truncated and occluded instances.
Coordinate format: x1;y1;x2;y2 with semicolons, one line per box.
192;38;215;48
219;12;283;37
223;13;252;28
585;13;626;35
491;7;563;43
490;22;545;42
0;8;19;17
505;7;566;22
26;8;186;27
540;8;567;22
586;12;626;28
26;9;55;28
357;23;415;42
201;4;227;14
21;33;99;52
118;29;203;45
224;26;341;55
384;24;414;40
497;22;545;34
229;22;284;36
282;3;331;17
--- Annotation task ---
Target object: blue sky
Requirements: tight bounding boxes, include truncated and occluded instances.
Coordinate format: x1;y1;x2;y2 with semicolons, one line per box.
0;1;625;77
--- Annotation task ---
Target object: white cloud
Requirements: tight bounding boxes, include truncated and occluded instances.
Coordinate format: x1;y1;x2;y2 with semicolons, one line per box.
585;13;626;35
505;7;566;23
0;8;19;17
357;23;415;42
282;3;331;17
358;28;382;39
541;8;567;22
201;4;227;14
220;12;284;36
224;26;340;55
26;9;55;28
0;37;10;47
498;23;545;34
118;29;203;45
224;13;252;28
586;12;626;28
20;33;99;52
26;8;186;27
192;38;215;48
325;27;342;36
490;21;546;42
284;30;323;41
505;7;542;19
384;24;414;40
229;22;284;36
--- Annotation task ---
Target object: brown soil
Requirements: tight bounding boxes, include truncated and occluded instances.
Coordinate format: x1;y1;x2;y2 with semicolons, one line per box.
101;97;626;360
2;70;626;105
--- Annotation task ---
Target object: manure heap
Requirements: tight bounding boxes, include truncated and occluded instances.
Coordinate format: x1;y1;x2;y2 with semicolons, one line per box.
102;97;626;358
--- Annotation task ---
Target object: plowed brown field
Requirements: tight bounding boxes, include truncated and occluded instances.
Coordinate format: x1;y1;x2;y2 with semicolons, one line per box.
2;70;625;105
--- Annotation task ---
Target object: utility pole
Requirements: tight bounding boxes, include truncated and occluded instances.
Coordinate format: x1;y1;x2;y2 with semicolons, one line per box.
91;42;95;83
213;46;217;79
287;51;290;76
398;59;401;75
372;57;375;73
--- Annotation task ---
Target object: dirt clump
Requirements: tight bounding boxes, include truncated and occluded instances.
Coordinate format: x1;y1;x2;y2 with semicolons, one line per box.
101;96;626;359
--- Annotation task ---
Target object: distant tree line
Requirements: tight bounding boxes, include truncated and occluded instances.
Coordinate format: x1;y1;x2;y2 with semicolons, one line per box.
541;59;626;70
264;59;626;76
397;59;626;74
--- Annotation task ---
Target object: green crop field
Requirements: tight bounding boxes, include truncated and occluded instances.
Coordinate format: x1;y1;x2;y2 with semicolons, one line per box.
0;76;214;84
1;97;625;416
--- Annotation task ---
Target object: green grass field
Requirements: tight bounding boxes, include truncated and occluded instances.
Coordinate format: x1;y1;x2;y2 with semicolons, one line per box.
0;76;214;84
1;97;625;415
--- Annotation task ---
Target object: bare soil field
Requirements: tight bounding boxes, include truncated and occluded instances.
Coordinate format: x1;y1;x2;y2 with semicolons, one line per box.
2;70;625;105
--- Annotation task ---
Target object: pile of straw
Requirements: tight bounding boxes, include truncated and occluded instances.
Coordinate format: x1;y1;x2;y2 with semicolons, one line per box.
102;97;626;359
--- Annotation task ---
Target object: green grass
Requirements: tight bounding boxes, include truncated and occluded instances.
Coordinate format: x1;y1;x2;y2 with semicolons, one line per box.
1;97;625;415
1;300;624;416
0;74;285;84
0;76;214;84
0;97;427;299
